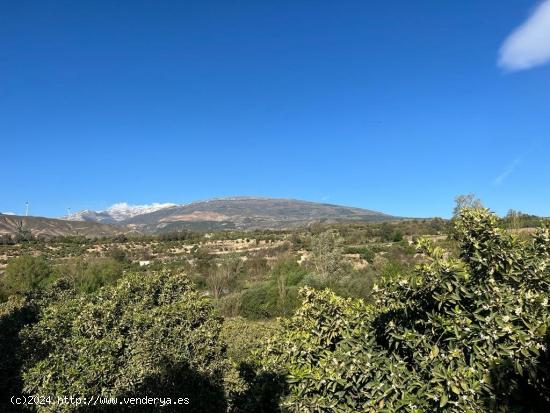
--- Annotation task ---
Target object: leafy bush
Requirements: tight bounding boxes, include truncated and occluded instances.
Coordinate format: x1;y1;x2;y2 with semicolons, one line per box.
221;317;278;365
261;208;550;412
54;257;125;293
0;280;74;412
344;246;375;263
309;231;348;287
0;295;39;411
20;271;236;412
218;292;244;318
221;317;286;413
1;255;53;297
237;258;307;320
331;268;376;300
240;283;278;320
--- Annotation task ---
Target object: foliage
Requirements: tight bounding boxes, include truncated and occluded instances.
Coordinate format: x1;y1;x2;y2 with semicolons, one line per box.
309;231;347;287
330;268;376;301
54;257;126;293
221;317;278;365
502;209;549;230
272;257;306;316
379;223;405;242
107;246;128;262
221;318;286;413
0;280;74;412
261;287;380;412
344;246;375;263
20;271;236;412
240;283;279;320
237;258;306;320
1;255;53;297
453;193;483;217
208;253;242;299
261;208;550;412
0;295;39;411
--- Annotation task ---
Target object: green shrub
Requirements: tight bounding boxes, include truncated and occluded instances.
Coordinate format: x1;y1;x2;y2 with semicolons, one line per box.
54;257;125;293
344;246;375;263
240;283;278;320
221;317;278;364
222;318;286;413
0;295;39;411
0;280;74;412
331;269;376;300
218;292;243;318
271;259;306;287
1;255;53;297
261;208;550;412
20;271;236;412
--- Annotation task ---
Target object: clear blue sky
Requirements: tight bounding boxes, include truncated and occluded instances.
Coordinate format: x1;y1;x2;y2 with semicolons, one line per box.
1;0;549;218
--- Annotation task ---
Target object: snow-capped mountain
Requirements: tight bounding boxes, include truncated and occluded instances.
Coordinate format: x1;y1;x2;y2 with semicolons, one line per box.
63;202;177;223
60;197;397;232
102;203;178;221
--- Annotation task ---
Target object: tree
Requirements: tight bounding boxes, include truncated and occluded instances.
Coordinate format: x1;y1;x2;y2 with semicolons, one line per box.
20;271;237;412
505;209;523;230
54;257;125;293
379;222;394;242
271;255;305;317
309;231;346;287
453;193;483;217
13;220;34;243
208;253;242;299
1;255;53;296
261;208;550;412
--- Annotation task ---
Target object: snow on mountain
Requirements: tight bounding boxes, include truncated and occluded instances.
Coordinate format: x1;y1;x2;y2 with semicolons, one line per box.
104;202;177;221
63;202;177;223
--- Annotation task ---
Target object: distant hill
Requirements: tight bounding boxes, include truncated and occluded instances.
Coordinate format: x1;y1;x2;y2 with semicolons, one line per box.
0;214;126;238
2;197;400;237
121;197;398;232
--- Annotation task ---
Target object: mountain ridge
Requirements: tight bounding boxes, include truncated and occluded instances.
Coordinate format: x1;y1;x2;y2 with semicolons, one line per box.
2;197;401;237
120;197;396;232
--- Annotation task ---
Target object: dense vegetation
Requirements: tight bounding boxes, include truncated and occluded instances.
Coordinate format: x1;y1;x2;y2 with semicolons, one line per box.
0;206;548;411
261;209;550;411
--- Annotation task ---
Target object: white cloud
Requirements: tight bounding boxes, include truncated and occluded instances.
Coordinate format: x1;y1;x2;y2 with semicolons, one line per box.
493;159;521;185
1;211;16;215
499;1;550;71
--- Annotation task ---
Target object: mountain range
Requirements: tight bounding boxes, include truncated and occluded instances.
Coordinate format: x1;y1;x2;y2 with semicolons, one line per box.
64;202;177;224
1;197;399;237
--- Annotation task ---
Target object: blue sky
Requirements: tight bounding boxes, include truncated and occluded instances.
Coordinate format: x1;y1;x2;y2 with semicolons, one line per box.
1;0;549;218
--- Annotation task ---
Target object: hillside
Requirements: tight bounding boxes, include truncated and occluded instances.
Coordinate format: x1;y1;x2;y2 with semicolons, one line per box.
0;214;126;238
2;198;399;237
122;197;397;232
